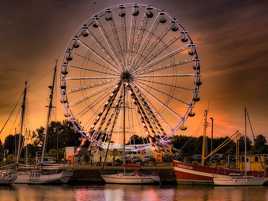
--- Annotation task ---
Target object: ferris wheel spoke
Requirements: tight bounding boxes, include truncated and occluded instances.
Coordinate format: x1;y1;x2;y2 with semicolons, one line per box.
129;13;150;66
136;80;190;105
121;14;128;58
129;85;158;134
126;9;136;67
136;73;194;79
79;40;120;73
135;28;171;69
140;46;189;71
130;85;166;134
131;13;160;69
133;85;182;135
136;59;193;75
152;109;173;132
69;80;114;94
85;100;111;131
66;76;118;81
77;90;111;117
136;78;194;91
74;52;117;75
69;65;119;76
129;97;136;135
119;17;129;71
71;85;113;108
132;84;173;132
133;36;182;73
93;83;122;132
109;18;126;68
86;28;122;70
128;15;137;67
130;23;147;66
97;21;124;70
102;99;122;156
102;95;123;133
134;82;183;119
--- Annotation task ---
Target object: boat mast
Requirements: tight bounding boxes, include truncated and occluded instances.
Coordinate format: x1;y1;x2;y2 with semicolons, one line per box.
236;135;240;169
210;117;214;154
244;107;247;176
41;61;57;164
25;128;30;166
122;83;126;175
201;109;208;166
16;81;28;164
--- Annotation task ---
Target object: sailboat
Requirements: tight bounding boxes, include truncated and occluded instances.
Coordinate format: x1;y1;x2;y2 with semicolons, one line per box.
173;109;266;185
0;165;17;185
173;110;244;184
213;108;266;186
101;172;160;184
101;83;160;184
15;61;72;184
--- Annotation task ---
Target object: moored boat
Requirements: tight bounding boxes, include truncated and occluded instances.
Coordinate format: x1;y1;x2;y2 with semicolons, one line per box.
13;62;73;185
173;109;266;185
101;172;160;184
213;174;266;186
0;169;17;185
15;168;72;184
173;160;241;185
173;110;243;185
212;108;266;186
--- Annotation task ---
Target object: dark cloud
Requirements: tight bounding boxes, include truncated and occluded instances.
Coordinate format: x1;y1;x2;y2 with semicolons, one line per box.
0;0;268;138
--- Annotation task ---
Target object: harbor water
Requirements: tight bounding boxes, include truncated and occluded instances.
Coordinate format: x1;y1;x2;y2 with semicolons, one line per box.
0;185;268;201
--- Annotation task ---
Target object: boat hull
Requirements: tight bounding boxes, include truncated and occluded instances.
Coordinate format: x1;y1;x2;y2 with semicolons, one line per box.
15;170;72;184
173;160;242;185
0;172;17;185
214;175;266;186
101;173;160;184
173;163;213;184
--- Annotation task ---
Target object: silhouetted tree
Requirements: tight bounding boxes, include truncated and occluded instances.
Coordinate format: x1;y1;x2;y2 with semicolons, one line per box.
253;134;268;154
3;134;22;155
238;136;252;153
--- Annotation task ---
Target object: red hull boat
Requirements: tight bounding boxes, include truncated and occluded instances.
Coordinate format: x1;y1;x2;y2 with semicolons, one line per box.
173;160;264;185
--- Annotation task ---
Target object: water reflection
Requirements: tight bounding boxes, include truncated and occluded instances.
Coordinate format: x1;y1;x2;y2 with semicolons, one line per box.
0;185;268;201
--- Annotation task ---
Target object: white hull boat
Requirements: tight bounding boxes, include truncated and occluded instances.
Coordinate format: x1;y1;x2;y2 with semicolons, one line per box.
213;175;266;186
101;173;160;184
213;108;267;186
15;169;72;184
0;170;17;185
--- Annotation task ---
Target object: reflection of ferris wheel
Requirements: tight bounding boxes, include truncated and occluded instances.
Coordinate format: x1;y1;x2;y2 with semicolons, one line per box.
60;3;201;150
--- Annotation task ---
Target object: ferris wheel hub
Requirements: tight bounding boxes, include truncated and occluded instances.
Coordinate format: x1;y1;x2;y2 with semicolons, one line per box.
121;70;134;83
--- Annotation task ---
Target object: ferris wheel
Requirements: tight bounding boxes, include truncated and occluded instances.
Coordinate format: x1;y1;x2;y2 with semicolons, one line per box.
60;3;201;151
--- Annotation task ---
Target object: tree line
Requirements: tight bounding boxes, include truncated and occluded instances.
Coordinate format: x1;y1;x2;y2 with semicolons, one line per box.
172;134;268;156
0;120;267;163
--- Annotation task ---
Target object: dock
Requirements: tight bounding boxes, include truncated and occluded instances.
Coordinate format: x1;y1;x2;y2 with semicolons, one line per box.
66;164;176;184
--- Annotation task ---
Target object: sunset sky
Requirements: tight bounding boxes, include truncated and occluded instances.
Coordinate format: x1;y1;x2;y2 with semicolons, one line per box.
0;0;268;141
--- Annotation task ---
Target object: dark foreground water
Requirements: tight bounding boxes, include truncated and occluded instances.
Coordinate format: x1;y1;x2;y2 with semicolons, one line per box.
0;184;268;201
